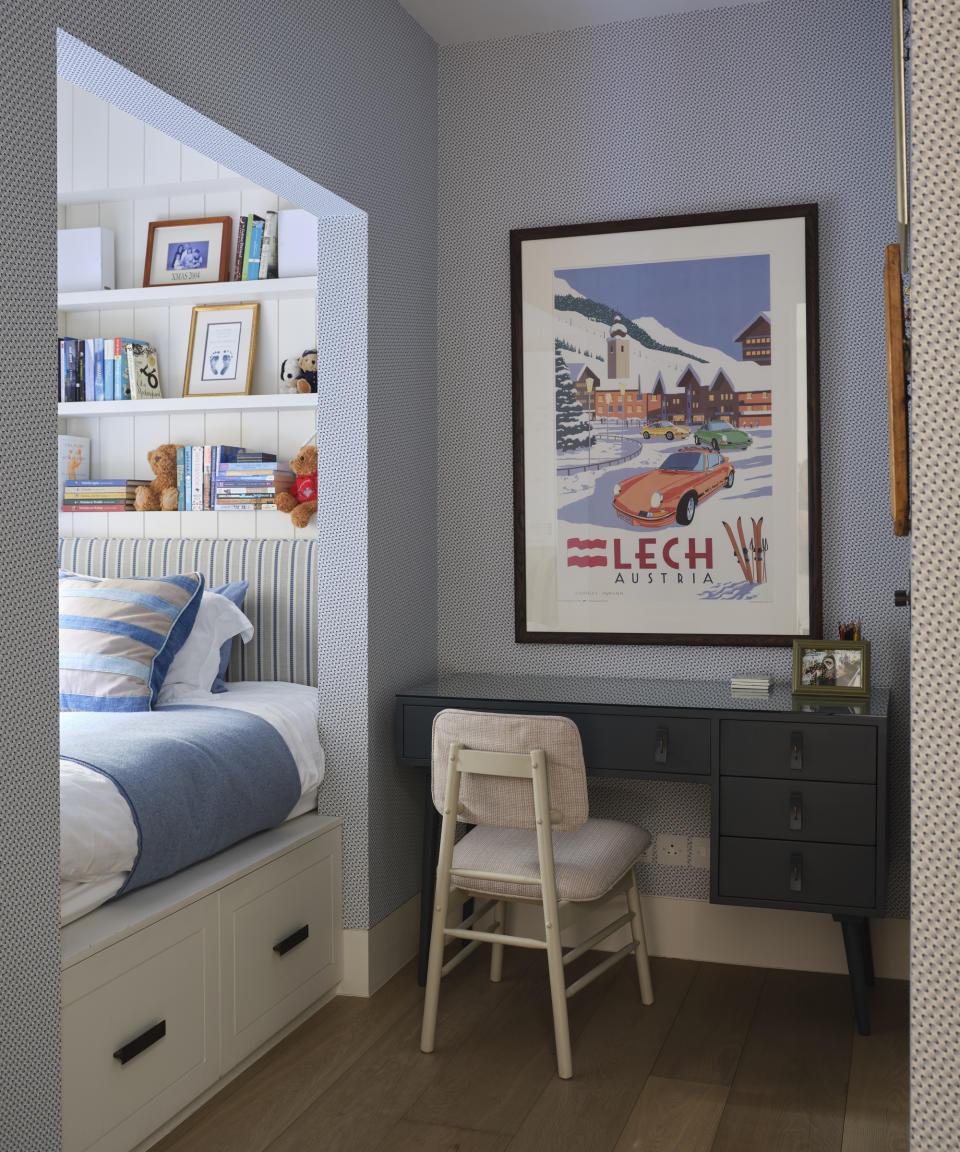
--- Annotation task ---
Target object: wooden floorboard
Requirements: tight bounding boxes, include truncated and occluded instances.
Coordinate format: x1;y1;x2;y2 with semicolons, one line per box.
613;1076;729;1152
503;958;698;1152
840;979;909;1152
652;962;765;1086
152;956;908;1152
709;969;855;1152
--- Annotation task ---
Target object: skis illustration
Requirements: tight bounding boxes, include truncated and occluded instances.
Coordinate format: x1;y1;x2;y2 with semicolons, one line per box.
761;537;769;583
751;517;764;583
736;517;751;575
723;520;754;583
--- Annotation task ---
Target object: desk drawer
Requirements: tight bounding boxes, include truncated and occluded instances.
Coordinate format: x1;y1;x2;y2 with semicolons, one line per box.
720;720;875;783
573;713;710;776
718;837;875;909
719;778;876;844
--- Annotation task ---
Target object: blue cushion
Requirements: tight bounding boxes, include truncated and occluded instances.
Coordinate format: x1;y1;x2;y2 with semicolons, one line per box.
59;571;204;711
210;580;249;692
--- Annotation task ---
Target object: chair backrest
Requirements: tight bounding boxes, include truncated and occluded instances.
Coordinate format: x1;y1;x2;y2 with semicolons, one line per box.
431;709;588;831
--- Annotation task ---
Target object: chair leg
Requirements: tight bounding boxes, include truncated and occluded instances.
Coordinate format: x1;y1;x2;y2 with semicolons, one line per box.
420;878;452;1053
490;900;506;983
626;879;654;1006
544;908;573;1079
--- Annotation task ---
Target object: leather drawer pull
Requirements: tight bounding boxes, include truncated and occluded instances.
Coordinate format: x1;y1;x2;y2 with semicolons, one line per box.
789;731;803;772
789;792;803;831
274;924;309;956
113;1020;166;1065
789;853;803;893
654;727;669;764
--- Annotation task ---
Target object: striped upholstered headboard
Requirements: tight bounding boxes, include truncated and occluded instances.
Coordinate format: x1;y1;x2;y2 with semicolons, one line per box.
58;538;317;687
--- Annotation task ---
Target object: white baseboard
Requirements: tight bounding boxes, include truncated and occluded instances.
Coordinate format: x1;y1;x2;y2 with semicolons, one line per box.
509;895;909;981
339;892;421;997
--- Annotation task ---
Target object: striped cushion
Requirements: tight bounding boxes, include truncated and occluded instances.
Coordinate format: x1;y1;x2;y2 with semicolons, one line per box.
59;571;204;712
57;538;317;687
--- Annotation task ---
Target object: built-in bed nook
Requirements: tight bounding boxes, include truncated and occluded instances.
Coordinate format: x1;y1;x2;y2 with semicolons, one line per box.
55;29;359;1152
59;539;341;1152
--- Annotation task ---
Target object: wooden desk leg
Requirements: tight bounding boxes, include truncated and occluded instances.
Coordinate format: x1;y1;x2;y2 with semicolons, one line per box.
834;914;871;1035
419;780;441;988
862;917;875;987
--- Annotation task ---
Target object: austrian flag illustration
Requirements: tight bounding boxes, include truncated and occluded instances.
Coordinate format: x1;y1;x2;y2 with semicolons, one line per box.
566;537;608;567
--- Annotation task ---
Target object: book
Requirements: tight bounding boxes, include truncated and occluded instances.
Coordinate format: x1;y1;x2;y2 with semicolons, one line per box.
125;342;161;400
259;211;278;279
93;338;105;402
244;216;265;279
59;338;78;402
176;447;185;511
240;215;255;279
114;338;137;399
184;447;192;511
58;338;66;402
233;216;248;282
57;435;90;505
83;339;96;401
103;341;115;401
192;445;203;510
76;340;86;402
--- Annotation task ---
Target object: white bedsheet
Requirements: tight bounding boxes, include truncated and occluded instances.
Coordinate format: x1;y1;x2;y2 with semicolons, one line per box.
60;681;324;926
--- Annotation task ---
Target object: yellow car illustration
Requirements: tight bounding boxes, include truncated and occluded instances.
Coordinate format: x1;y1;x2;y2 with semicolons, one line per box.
641;419;690;441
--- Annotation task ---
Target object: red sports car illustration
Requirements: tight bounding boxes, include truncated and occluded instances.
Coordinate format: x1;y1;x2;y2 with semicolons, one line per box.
612;446;734;527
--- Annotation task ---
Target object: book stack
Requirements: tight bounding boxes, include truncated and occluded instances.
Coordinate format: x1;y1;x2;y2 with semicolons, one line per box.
176;446;292;511
730;674;772;697
59;337;160;402
62;478;149;512
215;450;293;511
234;210;278;281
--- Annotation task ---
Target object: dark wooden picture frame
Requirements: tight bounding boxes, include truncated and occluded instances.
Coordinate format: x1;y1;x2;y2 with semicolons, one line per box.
143;216;233;288
792;639;871;698
510;204;822;647
885;243;910;536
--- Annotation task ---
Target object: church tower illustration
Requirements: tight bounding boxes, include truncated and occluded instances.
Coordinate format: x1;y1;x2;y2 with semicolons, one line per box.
607;315;630;378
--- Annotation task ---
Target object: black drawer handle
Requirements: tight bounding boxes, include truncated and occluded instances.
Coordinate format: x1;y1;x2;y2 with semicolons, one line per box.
113;1020;166;1065
789;792;803;831
790;853;803;893
790;731;803;772
654;727;669;764
274;924;309;956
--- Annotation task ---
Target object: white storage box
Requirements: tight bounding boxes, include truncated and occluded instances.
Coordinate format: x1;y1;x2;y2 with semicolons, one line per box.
277;210;318;278
58;227;115;292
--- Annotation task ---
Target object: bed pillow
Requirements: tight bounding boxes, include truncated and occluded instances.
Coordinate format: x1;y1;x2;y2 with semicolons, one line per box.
210;581;249;692
157;588;254;704
59;571;204;712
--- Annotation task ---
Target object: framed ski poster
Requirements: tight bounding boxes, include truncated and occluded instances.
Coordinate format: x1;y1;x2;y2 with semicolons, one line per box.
510;204;822;646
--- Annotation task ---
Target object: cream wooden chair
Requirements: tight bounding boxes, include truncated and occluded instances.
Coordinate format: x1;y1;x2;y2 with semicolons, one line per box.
420;709;654;1079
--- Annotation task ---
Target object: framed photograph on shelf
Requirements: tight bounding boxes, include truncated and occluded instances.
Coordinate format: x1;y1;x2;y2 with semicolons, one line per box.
792;639;870;699
184;302;259;397
143;216;232;287
510;203;822;646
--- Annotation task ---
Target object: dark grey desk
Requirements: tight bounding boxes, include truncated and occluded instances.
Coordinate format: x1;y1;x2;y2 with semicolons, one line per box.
395;675;889;1034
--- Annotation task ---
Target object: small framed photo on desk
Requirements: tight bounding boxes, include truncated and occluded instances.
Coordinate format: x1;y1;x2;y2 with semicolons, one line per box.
792;639;870;698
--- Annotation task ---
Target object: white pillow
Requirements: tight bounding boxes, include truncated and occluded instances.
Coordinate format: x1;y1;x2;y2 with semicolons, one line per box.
157;591;254;704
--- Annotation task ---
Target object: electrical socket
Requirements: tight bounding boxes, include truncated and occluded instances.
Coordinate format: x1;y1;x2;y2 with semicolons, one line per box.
655;833;688;867
690;836;710;869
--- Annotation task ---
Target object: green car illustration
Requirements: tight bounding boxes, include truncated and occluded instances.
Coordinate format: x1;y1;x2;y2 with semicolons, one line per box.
693;420;753;450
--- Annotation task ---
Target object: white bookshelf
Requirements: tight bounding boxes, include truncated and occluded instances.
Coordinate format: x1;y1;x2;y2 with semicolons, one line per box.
57;77;319;544
58;276;317;313
58;393;316;417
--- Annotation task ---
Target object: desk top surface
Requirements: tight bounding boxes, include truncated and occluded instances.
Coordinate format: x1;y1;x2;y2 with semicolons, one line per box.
399;673;890;718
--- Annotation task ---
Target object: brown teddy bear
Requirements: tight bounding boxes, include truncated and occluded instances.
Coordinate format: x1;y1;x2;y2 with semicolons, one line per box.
134;444;180;512
276;444;318;528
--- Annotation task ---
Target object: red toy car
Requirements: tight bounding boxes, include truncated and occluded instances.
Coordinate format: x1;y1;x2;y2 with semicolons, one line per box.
612;446;734;527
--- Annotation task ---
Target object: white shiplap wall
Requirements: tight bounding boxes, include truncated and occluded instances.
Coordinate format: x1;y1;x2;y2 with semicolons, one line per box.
57;78;318;542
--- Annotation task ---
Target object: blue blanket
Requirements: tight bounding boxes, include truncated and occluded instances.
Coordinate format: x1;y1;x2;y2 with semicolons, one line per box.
60;705;302;896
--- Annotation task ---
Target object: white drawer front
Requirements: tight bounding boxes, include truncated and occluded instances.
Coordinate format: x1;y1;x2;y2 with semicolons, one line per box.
62;896;218;1152
220;826;342;1069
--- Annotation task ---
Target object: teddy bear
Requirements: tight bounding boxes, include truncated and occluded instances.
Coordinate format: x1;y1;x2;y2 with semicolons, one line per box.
275;444;318;528
134;443;180;511
279;349;318;394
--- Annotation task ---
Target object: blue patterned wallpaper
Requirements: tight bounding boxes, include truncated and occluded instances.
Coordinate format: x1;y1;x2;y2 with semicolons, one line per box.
437;0;911;912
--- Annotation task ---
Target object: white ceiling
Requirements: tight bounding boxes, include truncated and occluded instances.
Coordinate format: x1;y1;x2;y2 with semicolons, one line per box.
397;0;768;46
